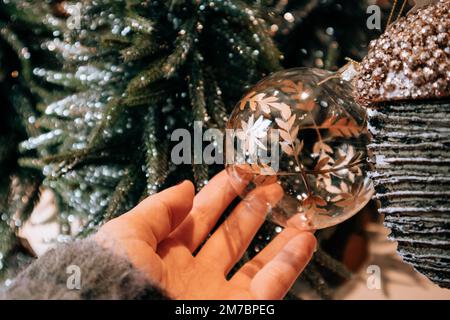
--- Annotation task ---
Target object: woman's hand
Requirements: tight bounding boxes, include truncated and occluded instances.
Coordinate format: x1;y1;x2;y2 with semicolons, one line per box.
95;170;316;300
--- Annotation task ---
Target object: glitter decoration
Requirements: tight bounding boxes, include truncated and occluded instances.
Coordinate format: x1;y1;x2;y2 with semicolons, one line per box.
356;0;450;289
355;0;449;106
226;68;373;230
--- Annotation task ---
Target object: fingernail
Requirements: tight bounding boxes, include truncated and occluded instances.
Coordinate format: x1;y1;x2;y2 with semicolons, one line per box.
314;242;318;253
176;179;188;186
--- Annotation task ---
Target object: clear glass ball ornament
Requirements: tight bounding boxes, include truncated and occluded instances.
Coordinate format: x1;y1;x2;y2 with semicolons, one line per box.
226;68;373;230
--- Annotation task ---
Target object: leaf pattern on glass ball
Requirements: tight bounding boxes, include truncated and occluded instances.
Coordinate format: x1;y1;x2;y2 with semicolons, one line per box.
313;141;333;155
239;91;291;120
275;114;304;158
311;145;364;177
280;79;316;112
303;195;327;207
280;79;303;94
239;91;257;111
302;195;329;215
314;156;331;172
312;144;365;204
278;143;292;156
235;161;277;177
320;115;363;138
329;179;372;209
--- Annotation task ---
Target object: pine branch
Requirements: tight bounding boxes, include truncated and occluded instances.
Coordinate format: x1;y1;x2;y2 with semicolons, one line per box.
125;15;154;35
101;34;131;48
188;51;211;190
214;0;281;71
86;98;123;151
121;36;160;62
143;109;169;196
127;19;195;92
126;57;166;92
104;165;142;220
189;51;210;124
122;87;170;107
204;69;228;127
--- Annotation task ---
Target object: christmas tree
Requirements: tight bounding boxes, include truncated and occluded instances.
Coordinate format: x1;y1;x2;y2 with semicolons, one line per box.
1;0;387;298
0;0;72;273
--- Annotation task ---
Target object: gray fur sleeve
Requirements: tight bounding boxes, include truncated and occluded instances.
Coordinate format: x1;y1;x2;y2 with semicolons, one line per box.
0;239;168;300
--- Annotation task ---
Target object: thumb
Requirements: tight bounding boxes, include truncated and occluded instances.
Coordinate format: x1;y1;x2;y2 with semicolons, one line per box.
127;180;196;245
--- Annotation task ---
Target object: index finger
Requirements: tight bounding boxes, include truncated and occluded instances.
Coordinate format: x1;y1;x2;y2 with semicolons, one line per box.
170;170;249;252
250;232;316;299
